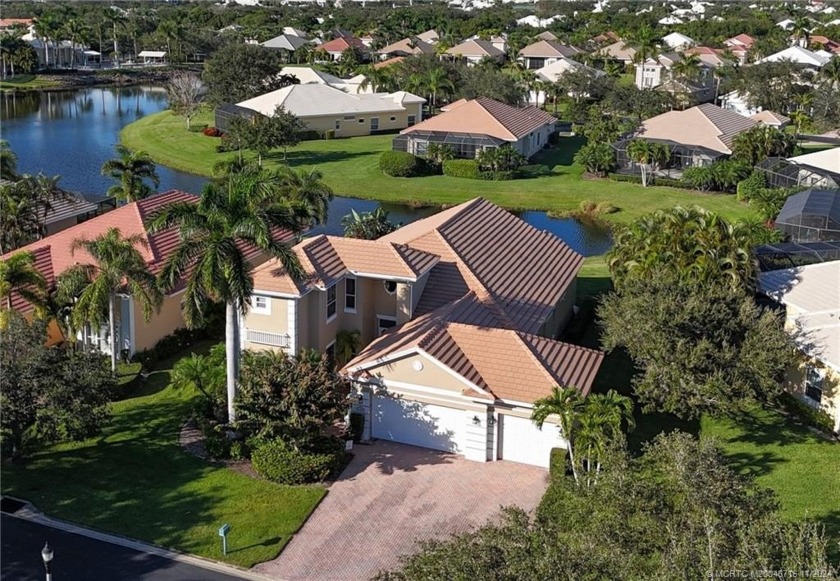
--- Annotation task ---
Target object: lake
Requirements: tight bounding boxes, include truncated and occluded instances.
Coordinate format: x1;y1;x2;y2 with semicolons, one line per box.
0;87;612;256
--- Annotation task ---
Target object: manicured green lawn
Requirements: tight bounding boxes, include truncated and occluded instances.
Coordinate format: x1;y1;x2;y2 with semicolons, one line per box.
122;110;756;223
1;343;326;569
0;74;59;91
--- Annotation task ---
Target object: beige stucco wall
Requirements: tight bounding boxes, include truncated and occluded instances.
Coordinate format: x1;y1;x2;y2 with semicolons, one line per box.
785;355;840;433
242;295;291;352
303;109;414;138
365;353;475;393
133;293;186;352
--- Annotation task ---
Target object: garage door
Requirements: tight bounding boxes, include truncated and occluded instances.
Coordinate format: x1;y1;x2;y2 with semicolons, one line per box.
499;414;564;468
372;395;465;453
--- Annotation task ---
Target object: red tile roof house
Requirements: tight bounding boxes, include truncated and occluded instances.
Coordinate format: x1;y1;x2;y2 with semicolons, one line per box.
392;97;558;160
2;191;294;357
242;198;604;468
724;34;755;62
318;36;370;61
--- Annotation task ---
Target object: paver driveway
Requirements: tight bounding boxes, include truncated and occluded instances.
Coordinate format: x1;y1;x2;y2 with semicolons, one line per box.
253;441;550;581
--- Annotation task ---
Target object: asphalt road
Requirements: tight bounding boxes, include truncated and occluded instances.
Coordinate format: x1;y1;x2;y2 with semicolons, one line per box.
1;514;248;581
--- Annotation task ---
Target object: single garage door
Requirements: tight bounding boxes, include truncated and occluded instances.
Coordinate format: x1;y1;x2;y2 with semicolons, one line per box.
500;414;564;468
372;395;465;453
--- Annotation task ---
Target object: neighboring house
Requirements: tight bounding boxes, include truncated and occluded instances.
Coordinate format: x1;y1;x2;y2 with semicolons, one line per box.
278;65;370;94
684;46;730;68
774;188;840;242
444;39;505;65
374;56;405;70
318;36;369;61
393;97;557;159
416;29;440;44
594;40;636;64
720;90;759;116
528;57;604;105
536;31;560;42
225;84;424;137
2;191;292;355
756;147;840;190
589;31;620;45
759;262;840;434
662;32;695;50
750;110;791;128
137;51;166;64
724;33;755;62
260;34;309;53
756;46;831;67
517;40;581;69
243;198;604;467
614;103;757;175
282;26;308;38
28;39;91;69
377;37;435;60
809;35;840;55
634;52;714;103
42;192;116;235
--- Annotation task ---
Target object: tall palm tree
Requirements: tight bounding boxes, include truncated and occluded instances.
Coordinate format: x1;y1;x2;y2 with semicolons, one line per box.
33;15;60;69
358;65;394;93
626;139;669;187
0;174;68;253
425;66;455;113
819;56;840;89
61;228;163;372
149;173;307;422
532;386;584;483
101;145;160;203
63;19;88;69
157;18;184;63
276;166;334;229
0;251;47;319
105;8;126;66
671;53;702;83
627;25;659;64
789;14;811;47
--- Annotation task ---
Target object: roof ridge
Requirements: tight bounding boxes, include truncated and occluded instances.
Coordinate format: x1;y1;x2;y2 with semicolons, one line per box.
472;99;518;141
512;331;569;389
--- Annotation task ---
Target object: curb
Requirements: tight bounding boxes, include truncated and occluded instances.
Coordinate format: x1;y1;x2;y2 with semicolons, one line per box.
5;499;281;581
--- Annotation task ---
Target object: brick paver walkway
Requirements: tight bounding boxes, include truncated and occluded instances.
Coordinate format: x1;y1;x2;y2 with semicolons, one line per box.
253;441;549;581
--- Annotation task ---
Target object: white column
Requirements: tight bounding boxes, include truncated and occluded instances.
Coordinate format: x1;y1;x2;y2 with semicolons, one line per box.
287;299;297;353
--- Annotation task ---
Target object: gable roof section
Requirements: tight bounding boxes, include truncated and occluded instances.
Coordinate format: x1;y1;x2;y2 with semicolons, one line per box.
252;235;440;296
757;46;830;66
261;34;308;51
320;36;367;54
596;40;636;61
636;103;757;154
725;34;755;49
378;37;435;56
380;198;582;334
787;147;840;173
236;84;423;117
374;56;405;69
518;40;581;58
279;66;344;86
750;110;791;126
401;97;557;141
344;293;603;402
445;39;504;58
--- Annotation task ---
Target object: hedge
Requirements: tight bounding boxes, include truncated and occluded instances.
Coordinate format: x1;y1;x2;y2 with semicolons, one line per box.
737;170;767;202
780;393;835;435
251;438;343;485
608;173;699;190
549;447;568;480
443;159;481;179
380;151;424;177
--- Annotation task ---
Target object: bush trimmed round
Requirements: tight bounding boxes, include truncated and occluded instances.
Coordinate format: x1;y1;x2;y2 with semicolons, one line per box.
380;151;423;177
252;439;341;485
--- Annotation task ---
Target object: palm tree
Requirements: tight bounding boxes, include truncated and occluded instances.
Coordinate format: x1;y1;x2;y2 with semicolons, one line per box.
573;142;615;176
0;251;47;321
790;14;811;47
275;166;334;229
101;145;160;203
334;329;362;367
149;174;307;422
0;173;68;252
627;25;659;64
625;139;662;187
358;65;394;93
171;352;226;419
819;56;840;89
61;228;163;372
731;125;795;166
532;386;584;483
342;206;399;239
33;15;60;69
157;18;184;63
64;19;88;69
0;140;18;180
671;53;702;83
425;66;455;113
105;8;126;66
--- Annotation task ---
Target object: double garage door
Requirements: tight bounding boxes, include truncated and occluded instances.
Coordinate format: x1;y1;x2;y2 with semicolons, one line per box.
372;395;465;453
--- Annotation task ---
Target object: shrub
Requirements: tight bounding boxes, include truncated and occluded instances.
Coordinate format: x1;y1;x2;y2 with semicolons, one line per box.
130;312;223;368
202;126;222;137
349;412;365;442
737;170;767;202
609;173;644;184
380;151;425;177
655;177;696;190
443;159;481;179
324;129;335;140
251;438;342;485
549;447;568;480
779;393;835;434
204;430;232;459
482;170;517;181
188;124;209;133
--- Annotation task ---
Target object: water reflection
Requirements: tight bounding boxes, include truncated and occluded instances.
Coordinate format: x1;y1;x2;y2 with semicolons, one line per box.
1;86;611;256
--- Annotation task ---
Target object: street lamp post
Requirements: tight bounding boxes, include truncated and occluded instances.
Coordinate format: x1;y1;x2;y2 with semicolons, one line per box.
41;542;54;581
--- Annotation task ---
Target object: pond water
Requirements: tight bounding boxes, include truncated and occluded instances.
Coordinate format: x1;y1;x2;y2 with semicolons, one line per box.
1;87;611;256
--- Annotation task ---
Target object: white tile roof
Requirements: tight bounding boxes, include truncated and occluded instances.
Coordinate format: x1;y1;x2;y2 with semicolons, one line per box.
236;84;423;117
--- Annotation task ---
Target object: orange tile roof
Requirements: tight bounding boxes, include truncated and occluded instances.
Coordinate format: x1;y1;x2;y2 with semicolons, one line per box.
252;235;440;296
380;198;583;334
401;97;557;141
320;36;367;54
344;292;603;403
373;56;405;70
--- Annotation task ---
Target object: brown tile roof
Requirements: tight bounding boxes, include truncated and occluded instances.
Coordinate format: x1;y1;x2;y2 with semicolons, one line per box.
518;40;581;58
320;36;367;54
750;110;791;126
636;103;757;154
373;56;405;69
536;31;559;41
725;34;755;49
401;97;557;142
445;39;504;58
344;292;603;403
252;235;440;296
380;198;582;334
3;190;295;313
377;37;435;56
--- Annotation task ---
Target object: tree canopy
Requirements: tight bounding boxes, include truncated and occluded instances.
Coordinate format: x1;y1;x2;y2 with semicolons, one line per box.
202;44;300;105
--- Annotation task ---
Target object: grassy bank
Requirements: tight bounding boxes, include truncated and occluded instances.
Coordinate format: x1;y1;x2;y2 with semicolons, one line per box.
121;110;756;223
0;74;60;91
1;344;326;569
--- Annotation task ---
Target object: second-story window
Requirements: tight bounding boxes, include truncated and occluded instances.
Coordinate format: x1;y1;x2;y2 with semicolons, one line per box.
326;284;337;321
345;277;357;312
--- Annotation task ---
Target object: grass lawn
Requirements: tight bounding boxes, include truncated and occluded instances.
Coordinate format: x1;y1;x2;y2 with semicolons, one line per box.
0;74;60;91
1;343;326;569
122;110;756;224
575;268;840;549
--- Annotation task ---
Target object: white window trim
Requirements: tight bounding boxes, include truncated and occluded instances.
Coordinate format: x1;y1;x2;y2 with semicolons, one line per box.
251;295;271;315
326;284;337;323
804;366;825;404
377;314;397;336
344;276;357;313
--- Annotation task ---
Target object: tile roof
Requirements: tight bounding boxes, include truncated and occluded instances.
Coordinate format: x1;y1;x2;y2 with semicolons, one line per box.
380;198;582;334
261;34;309;51
377;37;435;56
373;56;405;69
636;103;757;154
750;110;791;126
725;34;755;49
344;292;603;403
320;36;367;54
416;30;439;43
401;97;557;141
445;39;504;58
252;235;440;296
595;40;636;62
237;84;424;117
518;40;581;58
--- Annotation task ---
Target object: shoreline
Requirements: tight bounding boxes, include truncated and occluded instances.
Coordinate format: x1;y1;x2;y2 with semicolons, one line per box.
0;67;195;93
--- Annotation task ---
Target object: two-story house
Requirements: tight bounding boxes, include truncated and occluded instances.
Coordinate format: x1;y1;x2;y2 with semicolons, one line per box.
242;199;604;468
